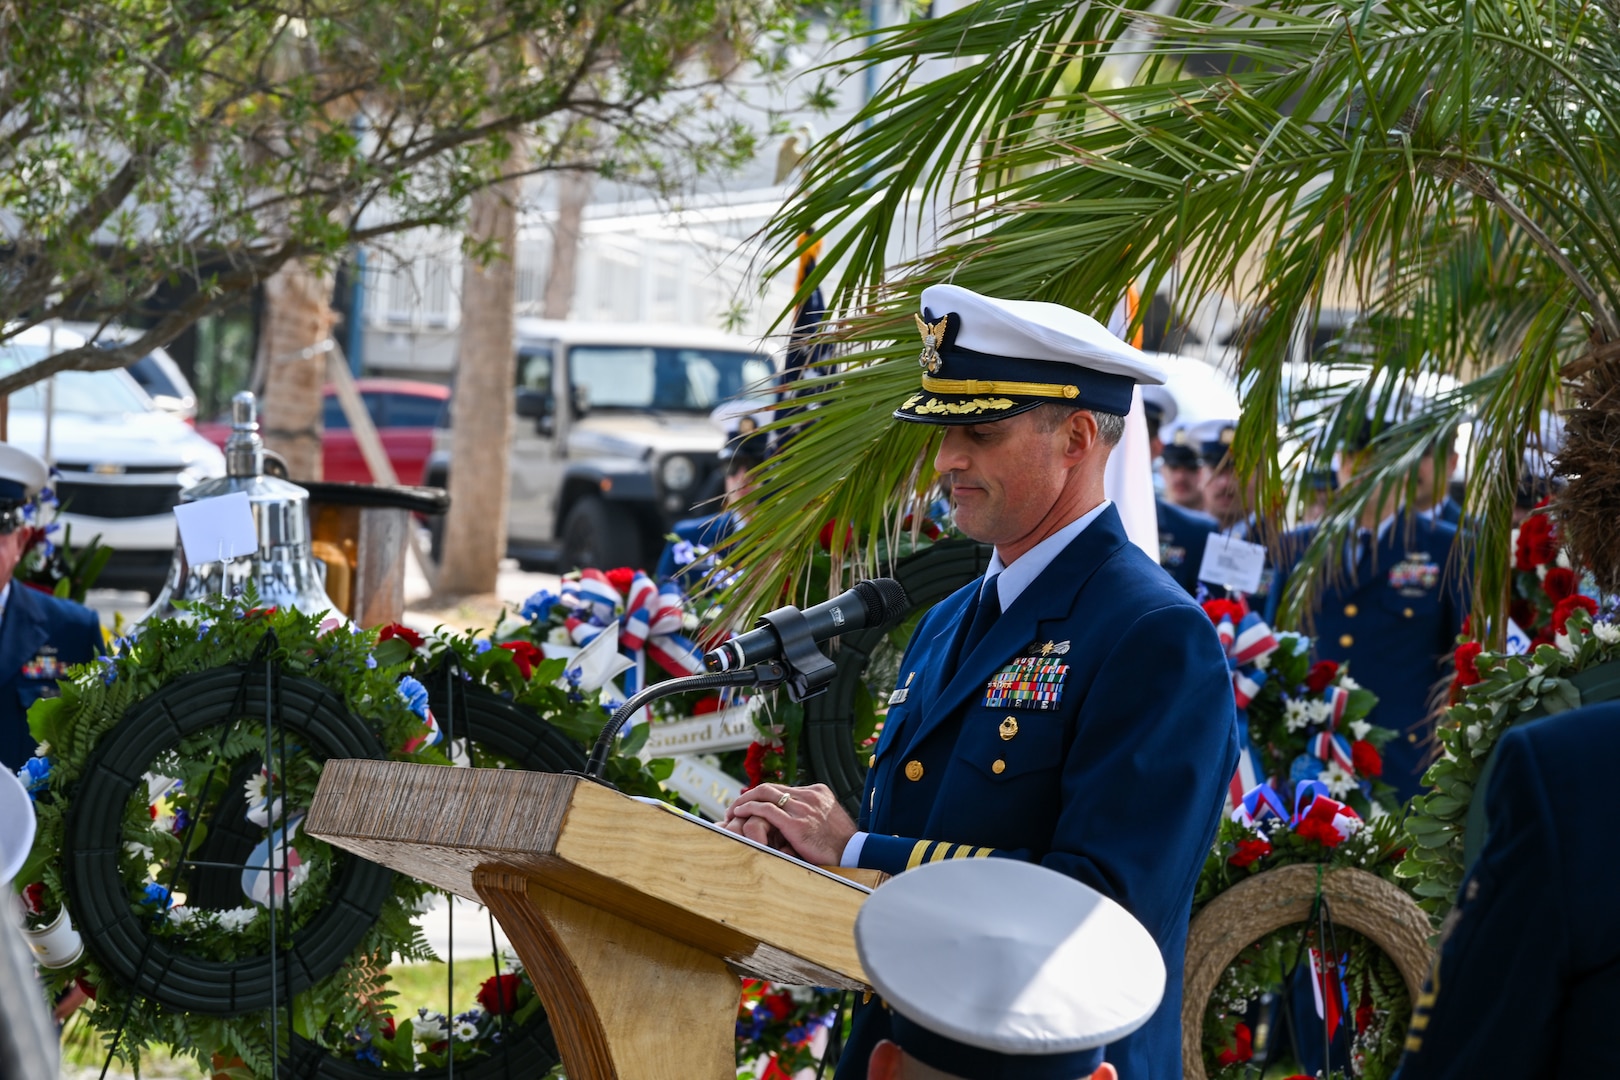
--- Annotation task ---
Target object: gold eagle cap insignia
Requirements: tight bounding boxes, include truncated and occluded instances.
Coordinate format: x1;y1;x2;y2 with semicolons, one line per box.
915;313;948;374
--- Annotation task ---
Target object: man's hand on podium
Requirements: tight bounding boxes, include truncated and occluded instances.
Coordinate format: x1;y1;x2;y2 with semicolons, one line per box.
721;783;857;866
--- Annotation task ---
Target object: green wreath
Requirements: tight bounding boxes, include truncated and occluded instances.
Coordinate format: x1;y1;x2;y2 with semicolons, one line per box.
1398;605;1620;918
12;600;663;1077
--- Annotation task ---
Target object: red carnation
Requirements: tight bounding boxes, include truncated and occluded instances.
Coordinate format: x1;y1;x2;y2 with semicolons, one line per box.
743;742;768;790
817;519;855;553
1454;641;1483;687
1542;566;1578;604
22;882;45;915
1515;513;1559;570
605;567;636;594
1217;1023;1254;1066
1227;837;1272;868
692;695;724;715
1510;597;1538;631
1355;996;1374;1034
763;992;794;1020
1351;740;1383;778
1552;594;1599;636
478;973;524;1016
1200;598;1247;626
900;513;943;540
1294;814;1346;849
1304;660;1339;694
379;623;425;650
499;641;545;680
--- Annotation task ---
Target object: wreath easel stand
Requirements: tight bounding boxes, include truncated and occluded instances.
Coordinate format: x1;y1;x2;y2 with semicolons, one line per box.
1181;864;1433;1080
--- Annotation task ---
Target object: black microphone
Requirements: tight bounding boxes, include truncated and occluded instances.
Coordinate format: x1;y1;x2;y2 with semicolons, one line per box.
705;578;909;672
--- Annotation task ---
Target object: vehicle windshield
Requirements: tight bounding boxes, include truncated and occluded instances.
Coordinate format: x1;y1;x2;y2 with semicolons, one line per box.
569;346;774;412
0;344;153;415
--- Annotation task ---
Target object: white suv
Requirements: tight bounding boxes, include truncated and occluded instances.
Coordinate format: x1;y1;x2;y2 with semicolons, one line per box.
1;325;226;595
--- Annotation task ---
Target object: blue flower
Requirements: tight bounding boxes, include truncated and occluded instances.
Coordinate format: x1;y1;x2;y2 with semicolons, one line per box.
365;653;378;669
520;589;559;623
397;676;430;719
355;1045;382;1066
142;883;172;910
97;656;117;685
15;756;49;798
171;808;190;836
473;638;493;654
196;621;213;641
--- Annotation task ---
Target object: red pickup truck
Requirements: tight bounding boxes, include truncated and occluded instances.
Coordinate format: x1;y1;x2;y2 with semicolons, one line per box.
198;379;448;484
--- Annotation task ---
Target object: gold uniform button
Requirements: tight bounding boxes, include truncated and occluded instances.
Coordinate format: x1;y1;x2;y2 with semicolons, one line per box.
905;760;924;782
1408;733;1418;743
1339;634;1354;648
868;754;875;767
999;717;1018;741
991;759;1006;774
1403;607;1415;618
1344;603;1358;617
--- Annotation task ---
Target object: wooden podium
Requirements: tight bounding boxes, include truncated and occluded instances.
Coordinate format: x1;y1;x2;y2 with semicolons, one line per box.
307;760;874;1079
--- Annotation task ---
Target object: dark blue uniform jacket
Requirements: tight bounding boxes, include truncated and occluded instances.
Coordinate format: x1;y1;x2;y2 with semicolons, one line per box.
654;512;740;586
1157;498;1217;595
1395;700;1620;1079
837;505;1239;1080
0;582;103;771
1267;513;1468;801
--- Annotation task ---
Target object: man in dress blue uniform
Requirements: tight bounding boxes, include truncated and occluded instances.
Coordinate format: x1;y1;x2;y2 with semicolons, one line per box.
1144;386;1217;595
724;284;1239;1079
0;445;103;773
654;418;767;585
1393;698;1620;1078
1182;418;1279;609
859;859;1165;1080
1265;413;1469;803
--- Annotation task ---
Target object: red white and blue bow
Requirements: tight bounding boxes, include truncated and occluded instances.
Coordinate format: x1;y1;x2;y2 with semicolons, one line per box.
1310;731;1355;773
1233;779;1360;839
1217;611;1279;709
558;568;705;703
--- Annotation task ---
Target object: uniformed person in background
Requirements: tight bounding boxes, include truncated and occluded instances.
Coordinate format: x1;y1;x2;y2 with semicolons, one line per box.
724;283;1238;1079
859;859;1165;1080
654;411;768;585
1266;405;1469;802
0;444;103;773
1159;427;1206;513
1144;386;1217;595
1184;417;1279;609
1394;698;1620;1078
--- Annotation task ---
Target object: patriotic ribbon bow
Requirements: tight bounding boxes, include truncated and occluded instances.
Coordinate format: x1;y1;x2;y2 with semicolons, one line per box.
1232;779;1360;839
559;569;705;700
1216;611;1279;709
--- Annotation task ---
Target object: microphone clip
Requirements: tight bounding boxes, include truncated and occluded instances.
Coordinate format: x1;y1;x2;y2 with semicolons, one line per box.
755;605;838;702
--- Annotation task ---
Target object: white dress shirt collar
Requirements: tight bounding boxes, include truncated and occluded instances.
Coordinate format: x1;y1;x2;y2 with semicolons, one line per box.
984;500;1113;611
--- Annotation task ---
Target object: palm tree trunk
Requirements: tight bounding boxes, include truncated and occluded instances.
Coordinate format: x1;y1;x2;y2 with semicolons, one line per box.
436;170;522;596
258;259;337;480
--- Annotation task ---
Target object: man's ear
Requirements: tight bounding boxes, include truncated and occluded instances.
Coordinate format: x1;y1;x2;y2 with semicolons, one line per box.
1065;408;1101;462
868;1039;904;1080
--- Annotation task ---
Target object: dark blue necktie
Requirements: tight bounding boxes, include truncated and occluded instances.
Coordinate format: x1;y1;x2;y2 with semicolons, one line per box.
959;573;1002;659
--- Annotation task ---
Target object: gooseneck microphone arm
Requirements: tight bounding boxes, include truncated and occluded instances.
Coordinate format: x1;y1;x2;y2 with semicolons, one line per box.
580;663;790;780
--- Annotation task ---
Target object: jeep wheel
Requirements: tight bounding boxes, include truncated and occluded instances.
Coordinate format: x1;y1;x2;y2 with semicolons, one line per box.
560;497;641;571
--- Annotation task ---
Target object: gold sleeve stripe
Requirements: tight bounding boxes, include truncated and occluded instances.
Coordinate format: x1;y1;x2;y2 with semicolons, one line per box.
974;847;994;858
921;375;1080;400
1404;1034;1423;1052
928;844;956;863
906;841;933;870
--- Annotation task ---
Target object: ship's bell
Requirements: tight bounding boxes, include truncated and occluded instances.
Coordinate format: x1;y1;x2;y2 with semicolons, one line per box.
143;392;341;622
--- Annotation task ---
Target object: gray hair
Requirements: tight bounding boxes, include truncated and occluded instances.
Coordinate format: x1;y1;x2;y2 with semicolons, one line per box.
1030;402;1126;446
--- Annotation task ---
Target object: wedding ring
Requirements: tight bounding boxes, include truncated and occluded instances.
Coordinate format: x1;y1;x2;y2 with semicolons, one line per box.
775;791;792;809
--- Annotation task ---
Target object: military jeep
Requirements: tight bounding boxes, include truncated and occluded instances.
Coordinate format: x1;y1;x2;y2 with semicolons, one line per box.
426;319;776;572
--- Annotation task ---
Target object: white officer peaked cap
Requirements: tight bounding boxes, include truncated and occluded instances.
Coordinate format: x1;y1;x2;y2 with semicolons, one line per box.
0;768;38;885
856;859;1165;1079
896;284;1165;426
1140;384;1178;426
0;443;48;502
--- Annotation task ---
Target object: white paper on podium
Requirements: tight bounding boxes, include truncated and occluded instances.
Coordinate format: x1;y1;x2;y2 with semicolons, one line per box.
173;492;258;565
630;796;870;893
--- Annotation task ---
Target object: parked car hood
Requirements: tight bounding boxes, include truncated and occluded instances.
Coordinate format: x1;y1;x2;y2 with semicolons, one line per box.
8;410;227;474
567;412;726;460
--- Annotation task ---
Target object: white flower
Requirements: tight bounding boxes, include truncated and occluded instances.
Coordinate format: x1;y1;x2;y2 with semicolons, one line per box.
415;1010;449;1043
1319;762;1357;799
453;1020;479;1042
1367;801;1389;821
1253;650;1271;671
1283;699;1312;733
124;841;154;864
1348;720;1372;741
1338;674;1360;691
215;907;259;932
1307;698;1335;725
547;626;572;647
1464;723;1483;747
1557;550;1573;570
1555;632;1580;660
1594;621;1620;646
